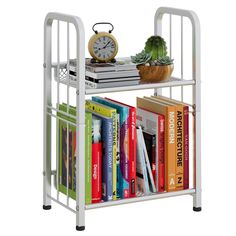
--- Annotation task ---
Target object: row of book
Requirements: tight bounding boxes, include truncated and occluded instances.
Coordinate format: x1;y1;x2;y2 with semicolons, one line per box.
69;58;140;88
57;97;137;204
136;95;189;193
57;95;190;204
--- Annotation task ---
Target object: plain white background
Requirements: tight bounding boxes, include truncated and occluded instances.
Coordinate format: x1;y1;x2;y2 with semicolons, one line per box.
1;0;236;235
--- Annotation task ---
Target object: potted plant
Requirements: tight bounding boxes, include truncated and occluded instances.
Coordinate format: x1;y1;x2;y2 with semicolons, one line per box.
131;36;174;82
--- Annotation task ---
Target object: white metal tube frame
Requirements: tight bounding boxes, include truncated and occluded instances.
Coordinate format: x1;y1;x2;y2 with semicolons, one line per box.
154;7;201;211
43;12;86;230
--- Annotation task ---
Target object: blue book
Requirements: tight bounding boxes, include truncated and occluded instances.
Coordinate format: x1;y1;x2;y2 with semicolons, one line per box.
88;110;113;201
92;96;129;199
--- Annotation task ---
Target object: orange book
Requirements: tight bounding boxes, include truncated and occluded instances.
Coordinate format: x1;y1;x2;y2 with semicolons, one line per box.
150;96;184;190
137;97;176;191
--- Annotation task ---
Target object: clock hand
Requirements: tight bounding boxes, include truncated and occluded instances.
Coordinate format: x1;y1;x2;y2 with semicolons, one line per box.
103;41;111;49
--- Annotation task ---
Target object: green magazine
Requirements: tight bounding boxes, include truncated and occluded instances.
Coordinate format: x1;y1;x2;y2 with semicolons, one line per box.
57;103;92;204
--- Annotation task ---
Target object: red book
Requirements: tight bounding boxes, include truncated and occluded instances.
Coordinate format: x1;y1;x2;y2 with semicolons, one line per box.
183;106;189;189
158;116;165;192
106;98;136;198
92;142;102;203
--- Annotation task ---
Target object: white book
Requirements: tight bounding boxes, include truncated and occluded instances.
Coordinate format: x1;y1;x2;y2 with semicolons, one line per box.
85;57;137;73
136;108;159;191
85;70;139;79
85;79;140;89
136;127;150;195
139;127;156;193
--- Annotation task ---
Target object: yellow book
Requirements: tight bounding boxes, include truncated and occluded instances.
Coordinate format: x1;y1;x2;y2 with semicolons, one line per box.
85;100;117;200
137;97;176;191
150;96;184;190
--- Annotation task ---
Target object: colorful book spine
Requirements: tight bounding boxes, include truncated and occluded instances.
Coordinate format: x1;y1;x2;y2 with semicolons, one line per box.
85;100;117;200
105;98;136;198
92;143;102;203
183;106;189;189
92;97;129;199
116;114;121;197
158;116;165;192
57;103;92;204
165;107;176;191
129;107;137;197
175;105;184;190
101;117;113;201
92;116;102;203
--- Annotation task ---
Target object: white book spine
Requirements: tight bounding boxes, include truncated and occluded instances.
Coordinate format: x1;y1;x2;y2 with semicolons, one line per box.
139;127;156;193
136;108;159;191
136;127;150;195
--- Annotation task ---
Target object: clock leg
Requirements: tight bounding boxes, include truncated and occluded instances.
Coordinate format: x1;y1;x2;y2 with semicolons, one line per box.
110;58;116;63
90;58;97;64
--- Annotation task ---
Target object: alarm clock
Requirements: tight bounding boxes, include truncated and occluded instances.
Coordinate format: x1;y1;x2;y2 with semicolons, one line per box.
88;22;118;63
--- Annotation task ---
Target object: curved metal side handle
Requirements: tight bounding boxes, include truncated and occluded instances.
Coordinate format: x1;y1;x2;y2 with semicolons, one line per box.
44;12;85;90
154;7;200;83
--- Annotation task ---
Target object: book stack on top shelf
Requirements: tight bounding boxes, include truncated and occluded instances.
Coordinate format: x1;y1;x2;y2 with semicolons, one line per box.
69;57;140;88
57;95;190;204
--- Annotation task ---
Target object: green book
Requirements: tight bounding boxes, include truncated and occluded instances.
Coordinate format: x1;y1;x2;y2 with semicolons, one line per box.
57;103;92;204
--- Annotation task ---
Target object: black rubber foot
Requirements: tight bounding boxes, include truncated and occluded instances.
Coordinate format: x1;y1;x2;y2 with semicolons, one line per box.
76;226;85;231
43;205;51;210
193;206;202;212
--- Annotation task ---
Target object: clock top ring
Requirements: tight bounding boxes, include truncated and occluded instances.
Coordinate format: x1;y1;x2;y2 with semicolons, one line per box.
88;22;118;63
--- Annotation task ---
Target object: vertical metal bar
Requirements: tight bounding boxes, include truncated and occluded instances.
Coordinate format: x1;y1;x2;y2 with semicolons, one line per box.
43;16;52;208
66;22;70;207
67;23;70;112
154;10;163;96
191;12;202;210
181;16;184;102
75;19;86;230
66;122;69;206
169;14;172;98
56;20;60;201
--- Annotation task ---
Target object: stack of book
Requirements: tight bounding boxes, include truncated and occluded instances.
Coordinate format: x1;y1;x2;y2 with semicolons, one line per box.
69;58;140;88
57;95;190;204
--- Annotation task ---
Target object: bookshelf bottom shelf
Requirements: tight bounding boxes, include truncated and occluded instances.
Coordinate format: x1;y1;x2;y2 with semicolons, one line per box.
86;188;195;210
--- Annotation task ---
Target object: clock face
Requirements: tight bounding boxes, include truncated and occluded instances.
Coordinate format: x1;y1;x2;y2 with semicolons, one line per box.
92;36;116;60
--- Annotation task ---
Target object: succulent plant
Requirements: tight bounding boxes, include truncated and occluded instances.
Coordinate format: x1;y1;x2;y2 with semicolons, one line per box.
144;36;167;60
154;56;174;66
131;50;151;65
131;36;173;67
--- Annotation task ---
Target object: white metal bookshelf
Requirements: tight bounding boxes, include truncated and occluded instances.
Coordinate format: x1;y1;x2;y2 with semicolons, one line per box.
43;7;201;231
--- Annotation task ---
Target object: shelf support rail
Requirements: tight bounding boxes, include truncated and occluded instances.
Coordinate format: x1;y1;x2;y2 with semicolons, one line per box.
154;7;201;210
43;12;85;229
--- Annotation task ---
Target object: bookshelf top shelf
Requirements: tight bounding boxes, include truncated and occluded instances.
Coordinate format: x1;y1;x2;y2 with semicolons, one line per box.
54;73;194;94
53;63;195;94
85;77;194;94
